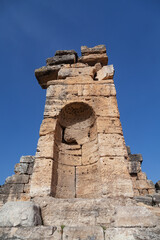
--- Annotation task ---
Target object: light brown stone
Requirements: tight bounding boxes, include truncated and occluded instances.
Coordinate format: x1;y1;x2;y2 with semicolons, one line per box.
97;116;123;135
79;53;108;66
58;66;96;79
98;133;128;157
39;118;57;136
36;133;54;158
30;158;53;196
96;65;114;80
63;226;104;240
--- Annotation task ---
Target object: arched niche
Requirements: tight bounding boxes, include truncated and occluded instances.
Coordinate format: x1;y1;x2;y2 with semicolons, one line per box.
51;102;100;198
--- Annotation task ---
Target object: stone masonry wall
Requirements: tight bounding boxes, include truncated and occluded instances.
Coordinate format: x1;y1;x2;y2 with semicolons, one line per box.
30;45;134;199
0;156;34;208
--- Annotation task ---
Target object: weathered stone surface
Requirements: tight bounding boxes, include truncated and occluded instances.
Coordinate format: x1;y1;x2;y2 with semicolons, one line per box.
36;133;54;158
58;66;96;79
5;175;29;184
71;62;87;68
114;206;158;227
0;183;24;194
55;49;77;57
0;226;61;240
134;196;153;205
34;196;118;227
35;65;61;88
137;171;147;180
30;158;53;197
105;227;160;240
63;226;104;240
76;162;101;198
79;53;108;66
129;154;143;162
52;162;75;198
20;155;35;163
0;201;42;227
81;45;106;56
96;65;114;80
98;133;128;157
14;162;28;174
46;54;76;66
39;118;57;136
97;117;122;135
129;161;141;174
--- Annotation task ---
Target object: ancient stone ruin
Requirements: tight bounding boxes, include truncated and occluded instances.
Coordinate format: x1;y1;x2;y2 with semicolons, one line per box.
0;45;160;239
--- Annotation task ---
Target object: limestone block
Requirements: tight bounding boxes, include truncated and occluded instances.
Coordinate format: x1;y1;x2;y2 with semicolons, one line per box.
20;155;35;163
128;161;141;174
0;226;62;240
58;66;96;79
114;206;158;227
0;183;24;194
64;126;90;145
96;65;114;80
81;45;106;56
55;49;77;57
36;197;115;227
134;196;153;206
98;133;127;157
46;54;76;66
91;96;119;117
136;179;155;190
81;138;99;165
14;163;29;174
129;154;143;162
30;158;53;196
27;162;34;175
39;118;57;136
46;84;68;99
5;175;29;184
105;227;160;240
35;65;61;88
97;117;123;135
137;171;147;180
44;98;64;118
52;162;75;198
0;201;42;227
76;162;101;198
153;194;160;205
81;83;116;97
79;53;108;66
58;152;82;166
63;226;104;240
36;133;54;158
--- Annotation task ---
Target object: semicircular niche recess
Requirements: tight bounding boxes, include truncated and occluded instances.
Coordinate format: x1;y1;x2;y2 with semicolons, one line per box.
51;102;101;198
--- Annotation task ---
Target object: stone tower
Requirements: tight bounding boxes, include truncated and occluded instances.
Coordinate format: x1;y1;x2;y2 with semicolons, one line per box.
0;45;160;239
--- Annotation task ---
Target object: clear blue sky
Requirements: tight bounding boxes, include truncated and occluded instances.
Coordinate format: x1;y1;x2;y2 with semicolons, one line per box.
0;0;160;185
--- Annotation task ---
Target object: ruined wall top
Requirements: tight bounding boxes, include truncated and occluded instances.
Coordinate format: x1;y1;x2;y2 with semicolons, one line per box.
35;45;112;89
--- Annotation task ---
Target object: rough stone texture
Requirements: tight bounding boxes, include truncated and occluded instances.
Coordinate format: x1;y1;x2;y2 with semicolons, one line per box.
46;54;77;66
155;180;160;190
0;201;42;227
58;66;96;79
63;226;104;240
79;53;108;66
96;65;114;80
0;226;61;240
35;65;61;88
81;45;106;56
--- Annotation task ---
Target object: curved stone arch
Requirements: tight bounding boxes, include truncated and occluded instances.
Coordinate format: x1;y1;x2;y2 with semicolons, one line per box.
51;102;101;198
